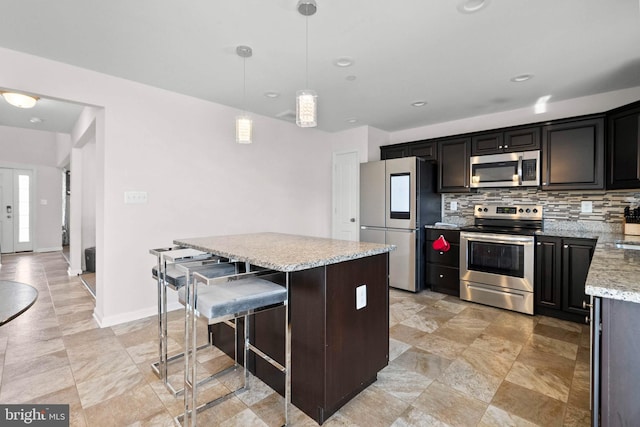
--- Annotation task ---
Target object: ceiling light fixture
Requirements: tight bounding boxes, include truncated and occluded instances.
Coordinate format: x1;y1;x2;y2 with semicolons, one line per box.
296;0;318;128
29;117;43;124
264;91;280;99
236;45;253;144
411;101;427;107
346;118;358;123
510;74;533;82
2;92;39;109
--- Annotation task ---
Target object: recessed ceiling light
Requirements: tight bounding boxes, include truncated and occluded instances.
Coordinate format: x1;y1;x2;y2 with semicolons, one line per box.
264;91;280;99
345;117;358;123
411;101;427;107
510;74;533;82
457;0;490;13
345;75;357;81
334;57;354;67
29;117;43;123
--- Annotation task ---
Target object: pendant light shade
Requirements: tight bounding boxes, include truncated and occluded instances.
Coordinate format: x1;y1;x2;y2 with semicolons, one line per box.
296;89;317;128
235;45;253;144
296;0;318;128
236;114;253;144
2;92;39;109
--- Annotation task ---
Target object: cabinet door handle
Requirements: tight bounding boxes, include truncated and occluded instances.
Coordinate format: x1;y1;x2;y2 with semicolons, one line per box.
583;300;593;309
564;244;569;248
439;274;444;278
536;242;541;246
498;145;503;149
585;316;590;324
504;145;508;148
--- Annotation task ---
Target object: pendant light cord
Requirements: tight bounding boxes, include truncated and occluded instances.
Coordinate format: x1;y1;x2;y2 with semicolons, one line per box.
242;56;246;113
305;15;309;89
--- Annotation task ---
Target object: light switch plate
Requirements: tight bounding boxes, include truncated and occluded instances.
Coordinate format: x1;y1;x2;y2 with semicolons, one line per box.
581;201;593;213
356;284;367;310
124;191;148;204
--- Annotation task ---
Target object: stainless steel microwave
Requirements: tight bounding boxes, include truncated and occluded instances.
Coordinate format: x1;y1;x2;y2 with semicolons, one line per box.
470;150;540;188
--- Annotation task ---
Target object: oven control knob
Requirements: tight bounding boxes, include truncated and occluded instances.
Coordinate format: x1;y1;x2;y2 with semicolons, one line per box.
533;208;538;213
478;208;482;212
519;208;524;213
483;208;488;212
526;208;531;213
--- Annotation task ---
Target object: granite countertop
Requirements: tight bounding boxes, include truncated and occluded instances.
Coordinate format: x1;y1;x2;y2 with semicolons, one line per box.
174;232;395;272
584;233;640;304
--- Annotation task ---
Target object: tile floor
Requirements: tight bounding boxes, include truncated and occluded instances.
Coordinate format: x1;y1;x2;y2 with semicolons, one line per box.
0;252;591;426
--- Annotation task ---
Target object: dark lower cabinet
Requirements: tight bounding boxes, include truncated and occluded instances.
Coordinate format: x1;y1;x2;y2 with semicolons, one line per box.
437;137;472;192
425;228;460;296
592;297;640;426
541;116;605;190
607;101;640;189
209;254;389;425
535;236;595;323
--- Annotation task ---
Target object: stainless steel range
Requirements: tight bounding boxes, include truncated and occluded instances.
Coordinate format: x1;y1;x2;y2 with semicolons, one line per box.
459;204;543;315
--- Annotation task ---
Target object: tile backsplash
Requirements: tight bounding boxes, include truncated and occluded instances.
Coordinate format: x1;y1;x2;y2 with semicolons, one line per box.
442;188;640;233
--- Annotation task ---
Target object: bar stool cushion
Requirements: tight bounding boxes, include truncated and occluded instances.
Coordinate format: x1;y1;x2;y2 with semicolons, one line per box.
178;278;287;319
152;263;237;289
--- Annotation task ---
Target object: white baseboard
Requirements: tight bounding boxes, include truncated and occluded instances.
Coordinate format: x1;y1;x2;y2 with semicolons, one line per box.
36;246;63;253
94;302;182;328
67;267;83;276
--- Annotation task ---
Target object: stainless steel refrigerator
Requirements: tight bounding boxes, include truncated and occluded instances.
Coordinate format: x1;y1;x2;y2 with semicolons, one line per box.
360;157;441;292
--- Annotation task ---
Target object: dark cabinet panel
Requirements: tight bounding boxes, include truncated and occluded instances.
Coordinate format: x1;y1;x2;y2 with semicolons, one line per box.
426;228;460;297
607;102;640;189
504;126;541;152
471;127;540;155
535;236;562;310
562;238;595;317
471;132;503;155
541;117;605;190
534;236;595;323
437;138;472;192
381;145;408;160
599;297;640;426
408;141;437;160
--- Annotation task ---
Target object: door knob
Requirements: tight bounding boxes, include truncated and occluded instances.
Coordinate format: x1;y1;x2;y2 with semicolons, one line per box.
350;218;356;222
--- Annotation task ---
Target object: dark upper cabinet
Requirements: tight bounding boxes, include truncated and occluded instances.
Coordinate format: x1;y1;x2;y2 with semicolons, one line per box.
541;116;605;190
408;141;437;161
607;101;640;189
471;126;540;156
380;144;408;160
535;235;595;323
437;137;472;192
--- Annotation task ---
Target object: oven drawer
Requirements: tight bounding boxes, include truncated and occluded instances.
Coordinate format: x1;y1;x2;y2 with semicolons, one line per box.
426;229;460;244
426;243;459;267
460;280;534;315
427;264;459;296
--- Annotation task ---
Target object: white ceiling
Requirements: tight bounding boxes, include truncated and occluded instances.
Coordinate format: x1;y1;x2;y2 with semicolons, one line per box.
1;0;639;134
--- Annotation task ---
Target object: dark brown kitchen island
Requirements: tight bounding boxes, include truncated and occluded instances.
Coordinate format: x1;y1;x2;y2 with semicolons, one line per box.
174;232;394;424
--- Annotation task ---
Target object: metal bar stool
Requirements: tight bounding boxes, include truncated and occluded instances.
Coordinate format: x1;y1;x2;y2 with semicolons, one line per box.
149;246;238;395
178;267;289;427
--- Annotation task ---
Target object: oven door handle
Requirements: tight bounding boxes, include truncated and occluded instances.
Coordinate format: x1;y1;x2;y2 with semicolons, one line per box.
461;232;534;245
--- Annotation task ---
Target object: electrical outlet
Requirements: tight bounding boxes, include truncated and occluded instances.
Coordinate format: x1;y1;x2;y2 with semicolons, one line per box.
581;201;593;213
450;201;458;211
356;284;367;310
124;191;148;204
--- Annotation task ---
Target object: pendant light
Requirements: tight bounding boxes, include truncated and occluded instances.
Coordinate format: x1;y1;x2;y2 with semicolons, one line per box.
236;45;253;144
296;0;318;128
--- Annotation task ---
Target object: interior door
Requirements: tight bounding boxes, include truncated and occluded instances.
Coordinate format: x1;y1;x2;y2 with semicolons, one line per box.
332;150;360;241
0;168;14;253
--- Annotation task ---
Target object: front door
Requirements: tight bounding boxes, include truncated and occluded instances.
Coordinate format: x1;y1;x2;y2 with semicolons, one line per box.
0;168;33;253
